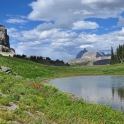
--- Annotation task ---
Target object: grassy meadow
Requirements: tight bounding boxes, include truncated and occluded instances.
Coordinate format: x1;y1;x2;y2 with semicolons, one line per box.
0;56;124;124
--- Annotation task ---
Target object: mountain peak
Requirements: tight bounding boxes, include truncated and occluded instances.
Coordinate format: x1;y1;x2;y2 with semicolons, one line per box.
76;48;88;58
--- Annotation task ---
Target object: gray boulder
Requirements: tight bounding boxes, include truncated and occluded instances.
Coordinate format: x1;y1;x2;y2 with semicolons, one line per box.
1;66;12;73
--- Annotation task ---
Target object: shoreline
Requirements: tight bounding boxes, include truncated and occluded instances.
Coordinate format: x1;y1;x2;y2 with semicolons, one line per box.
44;75;124;112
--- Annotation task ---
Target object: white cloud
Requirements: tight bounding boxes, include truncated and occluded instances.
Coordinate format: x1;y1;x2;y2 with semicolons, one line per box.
6;0;124;60
82;0;114;4
7;28;22;39
118;17;124;27
36;23;54;31
80;45;93;49
81;0;124;10
73;21;99;30
28;0;124;25
7;28;18;33
7;25;124;60
6;18;27;24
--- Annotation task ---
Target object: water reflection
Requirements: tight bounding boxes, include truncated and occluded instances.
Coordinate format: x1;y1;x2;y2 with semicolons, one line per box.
112;87;124;101
49;76;124;111
117;88;124;100
111;76;124;101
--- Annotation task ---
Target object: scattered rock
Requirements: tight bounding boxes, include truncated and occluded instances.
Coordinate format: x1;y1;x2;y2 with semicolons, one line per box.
0;66;21;78
7;102;18;111
0;102;18;111
1;66;12;73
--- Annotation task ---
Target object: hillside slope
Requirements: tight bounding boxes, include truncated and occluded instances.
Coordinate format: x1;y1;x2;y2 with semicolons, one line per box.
0;56;124;124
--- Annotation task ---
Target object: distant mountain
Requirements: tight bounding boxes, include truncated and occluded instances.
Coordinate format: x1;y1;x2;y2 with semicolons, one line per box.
101;52;110;57
82;51;105;60
68;49;111;65
76;48;88;58
105;53;111;56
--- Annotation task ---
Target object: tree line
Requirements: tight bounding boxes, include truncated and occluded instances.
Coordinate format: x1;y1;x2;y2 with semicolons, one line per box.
110;44;124;64
13;54;70;66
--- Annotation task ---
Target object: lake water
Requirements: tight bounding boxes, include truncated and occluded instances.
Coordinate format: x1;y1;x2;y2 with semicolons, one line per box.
49;76;124;111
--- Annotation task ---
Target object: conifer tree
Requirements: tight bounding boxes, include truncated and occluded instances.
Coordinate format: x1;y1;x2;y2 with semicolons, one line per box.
110;44;124;65
110;46;115;64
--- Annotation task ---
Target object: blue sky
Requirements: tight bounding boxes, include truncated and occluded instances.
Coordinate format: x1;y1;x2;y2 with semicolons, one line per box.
1;0;124;60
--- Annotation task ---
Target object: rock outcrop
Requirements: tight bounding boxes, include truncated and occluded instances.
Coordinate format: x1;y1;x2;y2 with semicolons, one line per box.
0;24;15;56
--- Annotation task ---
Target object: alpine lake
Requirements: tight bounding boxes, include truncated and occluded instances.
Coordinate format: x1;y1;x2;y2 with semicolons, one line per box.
49;76;124;111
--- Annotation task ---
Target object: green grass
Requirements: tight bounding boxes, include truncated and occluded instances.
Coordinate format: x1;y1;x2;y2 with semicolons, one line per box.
0;56;124;124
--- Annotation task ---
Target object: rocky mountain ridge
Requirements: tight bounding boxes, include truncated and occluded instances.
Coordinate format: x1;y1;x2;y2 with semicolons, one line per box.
68;49;111;64
82;51;110;60
76;48;88;58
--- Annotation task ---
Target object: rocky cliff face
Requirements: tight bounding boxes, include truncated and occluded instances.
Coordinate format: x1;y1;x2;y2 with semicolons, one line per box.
0;24;15;56
76;48;88;58
82;51;110;60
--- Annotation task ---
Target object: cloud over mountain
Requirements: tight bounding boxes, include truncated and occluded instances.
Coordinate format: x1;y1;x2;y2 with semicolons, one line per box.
3;0;124;60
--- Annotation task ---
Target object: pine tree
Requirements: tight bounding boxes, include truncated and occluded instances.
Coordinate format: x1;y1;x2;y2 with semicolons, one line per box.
116;47;120;63
110;44;124;65
117;44;124;62
122;44;124;62
110;46;115;65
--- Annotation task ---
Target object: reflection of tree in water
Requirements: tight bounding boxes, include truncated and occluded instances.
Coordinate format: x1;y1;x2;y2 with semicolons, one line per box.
112;88;124;101
111;76;124;101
